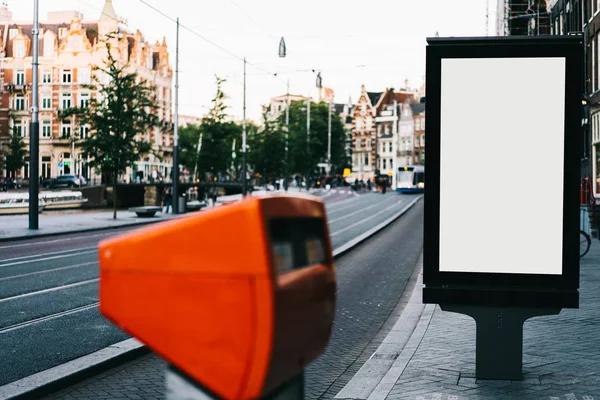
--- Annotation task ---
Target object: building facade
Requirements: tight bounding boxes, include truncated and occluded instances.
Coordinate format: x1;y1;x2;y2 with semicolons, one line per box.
496;0;552;36
411;103;425;166
333;98;354;166
0;0;174;183
179;114;202;128
265;94;310;121
350;85;379;181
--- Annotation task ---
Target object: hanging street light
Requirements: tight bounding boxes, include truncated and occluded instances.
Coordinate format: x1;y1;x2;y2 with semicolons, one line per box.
279;37;286;58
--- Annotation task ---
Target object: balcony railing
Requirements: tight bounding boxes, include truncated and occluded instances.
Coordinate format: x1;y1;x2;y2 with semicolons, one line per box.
6;84;29;93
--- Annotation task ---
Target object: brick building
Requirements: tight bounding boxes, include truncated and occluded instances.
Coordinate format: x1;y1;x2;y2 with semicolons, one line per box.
0;0;173;183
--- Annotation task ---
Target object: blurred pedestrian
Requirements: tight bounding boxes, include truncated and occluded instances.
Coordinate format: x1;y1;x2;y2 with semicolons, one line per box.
164;188;173;213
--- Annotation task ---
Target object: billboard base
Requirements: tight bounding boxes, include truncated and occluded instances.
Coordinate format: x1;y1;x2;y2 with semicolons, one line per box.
439;305;561;380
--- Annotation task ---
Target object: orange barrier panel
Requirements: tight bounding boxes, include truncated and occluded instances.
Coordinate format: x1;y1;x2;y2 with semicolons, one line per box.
99;194;336;399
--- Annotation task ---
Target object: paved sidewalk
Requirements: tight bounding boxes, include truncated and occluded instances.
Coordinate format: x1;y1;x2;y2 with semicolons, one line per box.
0;189;307;241
0;210;181;241
336;241;600;400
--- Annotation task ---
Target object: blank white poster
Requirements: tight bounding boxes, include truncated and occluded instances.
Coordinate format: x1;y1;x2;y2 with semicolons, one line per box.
439;57;565;275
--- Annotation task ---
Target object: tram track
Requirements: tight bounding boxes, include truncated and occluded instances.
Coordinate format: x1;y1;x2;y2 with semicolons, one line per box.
0;193;421;389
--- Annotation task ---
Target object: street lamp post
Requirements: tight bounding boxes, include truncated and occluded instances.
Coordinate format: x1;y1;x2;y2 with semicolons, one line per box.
29;0;40;230
327;98;332;175
242;57;247;196
285;79;289;191
172;17;180;213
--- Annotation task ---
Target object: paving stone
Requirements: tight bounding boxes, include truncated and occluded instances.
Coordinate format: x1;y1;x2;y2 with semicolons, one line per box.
387;242;600;399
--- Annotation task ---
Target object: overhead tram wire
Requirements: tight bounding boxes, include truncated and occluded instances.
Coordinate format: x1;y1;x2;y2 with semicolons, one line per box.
136;0;284;82
226;0;279;42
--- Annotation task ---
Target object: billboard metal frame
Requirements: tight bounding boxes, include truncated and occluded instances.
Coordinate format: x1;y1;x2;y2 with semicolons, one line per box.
423;36;584;309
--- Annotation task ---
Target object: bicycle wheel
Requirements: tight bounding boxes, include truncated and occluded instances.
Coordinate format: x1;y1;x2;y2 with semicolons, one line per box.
581;230;591;258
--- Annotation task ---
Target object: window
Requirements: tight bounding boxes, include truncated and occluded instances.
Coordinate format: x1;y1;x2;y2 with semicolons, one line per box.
44;38;54;57
597;36;600;93
15;70;25;85
560;12;564;34
61;119;71;137
13;120;22;136
422;119;425;130
59;28;67;38
79;125;90;139
389;159;393;169
62;70;72;83
593;35;596;92
42;120;51;138
366;117;373;130
383;159;387;169
388;143;392;153
78;68;90;84
14;94;25;110
9;28;17;39
42;156;51;178
42;70;52;84
61;93;71;109
15;42;25;58
355;118;363;130
79;93;90;108
364;154;369;165
42;96;52;110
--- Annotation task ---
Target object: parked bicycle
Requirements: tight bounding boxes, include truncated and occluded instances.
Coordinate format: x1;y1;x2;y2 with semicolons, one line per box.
581;230;591;258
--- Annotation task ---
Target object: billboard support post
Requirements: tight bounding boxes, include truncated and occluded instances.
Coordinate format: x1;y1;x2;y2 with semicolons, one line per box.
440;305;560;380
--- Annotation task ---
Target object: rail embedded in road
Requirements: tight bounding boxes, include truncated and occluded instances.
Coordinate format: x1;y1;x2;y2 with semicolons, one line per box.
0;193;423;392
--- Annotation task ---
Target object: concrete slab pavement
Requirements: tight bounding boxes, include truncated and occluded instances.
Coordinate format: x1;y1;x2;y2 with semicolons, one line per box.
336;241;600;400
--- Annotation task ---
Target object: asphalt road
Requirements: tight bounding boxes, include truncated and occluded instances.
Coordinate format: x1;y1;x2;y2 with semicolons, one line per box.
0;191;419;388
39;195;424;400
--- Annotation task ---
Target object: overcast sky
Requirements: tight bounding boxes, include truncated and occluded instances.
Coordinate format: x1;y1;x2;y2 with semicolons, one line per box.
7;0;494;122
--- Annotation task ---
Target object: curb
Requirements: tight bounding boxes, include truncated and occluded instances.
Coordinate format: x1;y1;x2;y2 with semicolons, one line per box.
332;196;423;259
0;339;149;400
0;195;423;400
334;254;435;400
0;218;172;243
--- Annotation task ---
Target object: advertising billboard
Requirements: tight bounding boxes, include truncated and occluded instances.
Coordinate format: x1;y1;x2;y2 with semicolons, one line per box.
422;36;583;308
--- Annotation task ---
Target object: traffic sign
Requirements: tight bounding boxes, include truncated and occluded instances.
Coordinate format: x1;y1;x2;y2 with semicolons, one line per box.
58;162;63;168
343;168;351;177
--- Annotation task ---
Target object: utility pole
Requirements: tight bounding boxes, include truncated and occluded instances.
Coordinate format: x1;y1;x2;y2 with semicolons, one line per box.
327;99;332;175
242;57;247;196
285;79;289;191
307;97;310;182
172;17;180;213
29;0;40;230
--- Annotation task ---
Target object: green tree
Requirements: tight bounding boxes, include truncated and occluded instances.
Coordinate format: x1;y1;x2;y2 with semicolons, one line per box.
61;34;160;219
195;76;241;178
279;101;349;178
178;123;202;177
247;110;285;184
4;120;28;179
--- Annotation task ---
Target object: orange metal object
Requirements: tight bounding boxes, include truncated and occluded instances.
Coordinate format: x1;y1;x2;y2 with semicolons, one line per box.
99;194;336;399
